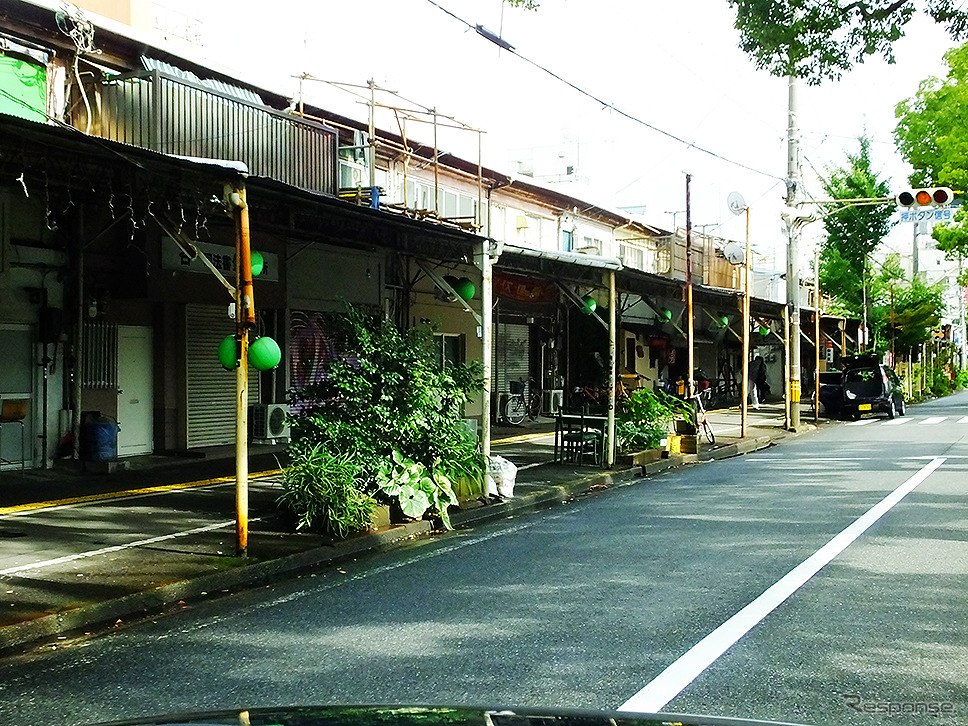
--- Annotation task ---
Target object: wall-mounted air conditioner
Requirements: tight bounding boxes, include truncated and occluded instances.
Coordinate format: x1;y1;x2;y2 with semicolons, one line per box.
250;403;290;442
542;389;563;415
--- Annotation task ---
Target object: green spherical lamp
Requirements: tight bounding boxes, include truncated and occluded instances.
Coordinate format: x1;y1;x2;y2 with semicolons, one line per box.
454;277;476;301
218;335;238;370
249;336;282;371
759;325;770;336
581;295;597;314
250;250;265;276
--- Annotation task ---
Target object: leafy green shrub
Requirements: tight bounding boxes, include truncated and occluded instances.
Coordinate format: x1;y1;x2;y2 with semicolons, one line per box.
282;304;486;531
277;442;375;536
930;369;955;397
616;388;688;451
375;450;457;529
956;369;968;390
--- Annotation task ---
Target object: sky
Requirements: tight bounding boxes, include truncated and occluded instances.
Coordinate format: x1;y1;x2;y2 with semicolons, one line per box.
155;0;960;272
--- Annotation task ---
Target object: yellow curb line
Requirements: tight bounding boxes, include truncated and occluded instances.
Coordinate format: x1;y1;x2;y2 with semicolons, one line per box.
0;469;281;516
493;431;556;445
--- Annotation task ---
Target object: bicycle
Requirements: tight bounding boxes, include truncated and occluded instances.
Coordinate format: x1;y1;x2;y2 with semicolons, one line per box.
691;387;715;445
504;378;541;425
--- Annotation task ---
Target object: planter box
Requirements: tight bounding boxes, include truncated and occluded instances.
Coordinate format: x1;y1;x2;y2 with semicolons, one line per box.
666;434;698;455
631;449;664;466
616;448;663;467
674;419;697;435
370;504;392;530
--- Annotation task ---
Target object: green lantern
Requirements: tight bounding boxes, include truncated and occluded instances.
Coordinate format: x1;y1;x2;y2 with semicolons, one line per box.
581;295;597;314
454;277;476;301
249;336;282;371
721;316;730;327
218;335;238;370
759;326;770;336
250;250;265;276
662;309;673;321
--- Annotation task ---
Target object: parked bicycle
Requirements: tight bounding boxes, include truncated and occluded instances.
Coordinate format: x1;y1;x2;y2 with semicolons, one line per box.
504;378;541;425
691;387;715;445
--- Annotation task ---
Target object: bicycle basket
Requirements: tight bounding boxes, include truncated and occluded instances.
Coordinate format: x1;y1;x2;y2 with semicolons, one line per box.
509;380;525;395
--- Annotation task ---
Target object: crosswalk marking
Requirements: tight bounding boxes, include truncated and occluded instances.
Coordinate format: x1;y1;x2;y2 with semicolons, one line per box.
844;415;964;426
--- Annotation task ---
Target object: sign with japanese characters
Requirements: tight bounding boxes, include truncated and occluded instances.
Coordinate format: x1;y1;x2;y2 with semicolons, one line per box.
161;240;279;282
897;208;953;224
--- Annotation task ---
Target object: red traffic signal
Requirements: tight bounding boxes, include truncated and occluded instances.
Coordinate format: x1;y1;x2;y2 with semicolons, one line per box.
896;187;954;207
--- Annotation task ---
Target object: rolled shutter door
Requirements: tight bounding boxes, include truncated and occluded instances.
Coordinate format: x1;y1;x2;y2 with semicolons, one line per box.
185;304;260;448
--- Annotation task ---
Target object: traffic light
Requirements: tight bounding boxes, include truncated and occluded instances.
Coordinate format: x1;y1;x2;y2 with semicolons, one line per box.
896;187;954;207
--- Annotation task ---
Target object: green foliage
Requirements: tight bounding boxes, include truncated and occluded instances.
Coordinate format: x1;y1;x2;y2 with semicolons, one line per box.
728;0;968;84
277;442;375;536
375;450;458;530
895;44;968;191
874;265;947;352
895;43;968;263
616;388;690;451
956;368;968;389
819;136;894;316
283;305;486;532
930;368;955;396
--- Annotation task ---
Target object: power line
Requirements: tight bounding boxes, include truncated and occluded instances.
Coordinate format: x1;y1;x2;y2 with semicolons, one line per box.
424;0;783;182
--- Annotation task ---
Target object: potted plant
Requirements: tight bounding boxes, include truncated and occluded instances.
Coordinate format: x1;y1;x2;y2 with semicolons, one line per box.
616;387;684;465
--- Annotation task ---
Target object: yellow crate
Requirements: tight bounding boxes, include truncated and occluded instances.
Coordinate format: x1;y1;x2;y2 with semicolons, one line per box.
666;434;681;455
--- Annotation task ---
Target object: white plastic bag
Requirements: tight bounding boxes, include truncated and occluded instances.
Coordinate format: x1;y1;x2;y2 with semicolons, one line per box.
488;455;517;498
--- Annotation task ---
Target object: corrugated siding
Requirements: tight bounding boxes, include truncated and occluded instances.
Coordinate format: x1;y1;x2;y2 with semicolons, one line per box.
186;304;260;448
96;71;337;194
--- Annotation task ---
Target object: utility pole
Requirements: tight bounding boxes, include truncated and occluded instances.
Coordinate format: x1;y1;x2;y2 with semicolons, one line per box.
685;174;695;399
785;75;802;431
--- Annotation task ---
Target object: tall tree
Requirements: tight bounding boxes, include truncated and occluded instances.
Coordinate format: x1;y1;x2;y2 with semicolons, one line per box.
818;136;894;316
895;42;968;274
727;0;968;84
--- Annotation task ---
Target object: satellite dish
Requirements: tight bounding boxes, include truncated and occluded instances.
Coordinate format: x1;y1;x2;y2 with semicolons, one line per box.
722;242;745;265
727;191;747;215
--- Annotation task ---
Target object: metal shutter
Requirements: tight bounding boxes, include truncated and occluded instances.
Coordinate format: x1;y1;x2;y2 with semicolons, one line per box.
492;322;530;394
185;304;260;448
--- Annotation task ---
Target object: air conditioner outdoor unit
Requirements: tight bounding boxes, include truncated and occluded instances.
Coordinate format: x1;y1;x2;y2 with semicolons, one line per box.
542;389;563;415
250;403;290;442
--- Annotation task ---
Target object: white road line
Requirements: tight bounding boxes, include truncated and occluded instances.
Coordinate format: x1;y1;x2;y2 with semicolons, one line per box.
0;519;244;577
846;418;877;426
882;418;912;426
919;417;948;425
959;417;968;424
618;456;946;714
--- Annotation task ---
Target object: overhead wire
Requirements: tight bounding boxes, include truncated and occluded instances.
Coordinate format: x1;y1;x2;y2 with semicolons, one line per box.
423;0;784;182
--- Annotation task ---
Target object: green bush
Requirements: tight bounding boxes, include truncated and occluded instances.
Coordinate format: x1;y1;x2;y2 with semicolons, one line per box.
616;388;688;451
277;442;375;535
930;369;955;397
282;305;486;531
956;369;968;390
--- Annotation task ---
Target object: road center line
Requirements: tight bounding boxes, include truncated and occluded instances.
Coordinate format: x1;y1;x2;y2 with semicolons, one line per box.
618;456;946;714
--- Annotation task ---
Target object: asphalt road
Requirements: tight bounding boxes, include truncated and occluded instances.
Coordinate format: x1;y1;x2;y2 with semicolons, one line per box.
1;393;966;726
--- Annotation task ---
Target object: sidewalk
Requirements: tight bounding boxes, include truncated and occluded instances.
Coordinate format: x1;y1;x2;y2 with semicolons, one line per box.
0;402;826;655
